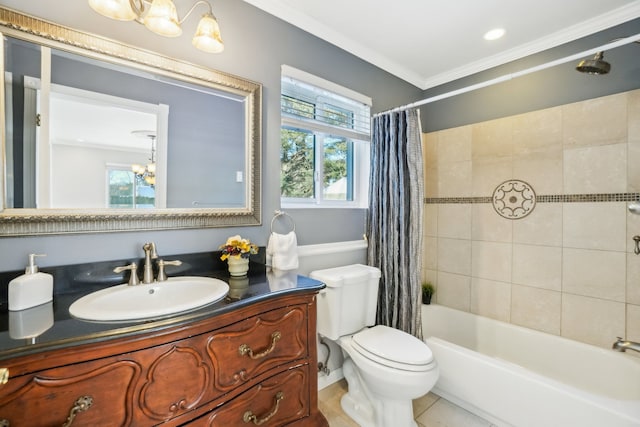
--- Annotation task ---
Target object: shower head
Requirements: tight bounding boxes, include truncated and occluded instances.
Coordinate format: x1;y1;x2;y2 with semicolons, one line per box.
576;51;611;75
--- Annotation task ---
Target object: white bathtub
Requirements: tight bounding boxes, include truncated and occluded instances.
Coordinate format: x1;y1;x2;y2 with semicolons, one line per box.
422;304;640;427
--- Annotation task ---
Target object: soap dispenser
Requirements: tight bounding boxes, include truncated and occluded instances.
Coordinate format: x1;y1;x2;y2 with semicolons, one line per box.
8;254;54;311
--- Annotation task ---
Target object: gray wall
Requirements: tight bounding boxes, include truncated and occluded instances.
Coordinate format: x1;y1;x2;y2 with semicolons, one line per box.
0;0;422;271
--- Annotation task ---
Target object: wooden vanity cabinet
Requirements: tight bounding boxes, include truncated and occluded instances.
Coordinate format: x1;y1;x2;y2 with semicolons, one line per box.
0;292;328;427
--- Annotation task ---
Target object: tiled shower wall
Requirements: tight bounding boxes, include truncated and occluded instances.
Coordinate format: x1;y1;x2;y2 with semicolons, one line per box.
422;88;640;350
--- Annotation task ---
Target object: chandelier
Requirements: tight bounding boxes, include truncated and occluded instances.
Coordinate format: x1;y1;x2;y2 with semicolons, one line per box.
131;130;157;186
88;0;224;53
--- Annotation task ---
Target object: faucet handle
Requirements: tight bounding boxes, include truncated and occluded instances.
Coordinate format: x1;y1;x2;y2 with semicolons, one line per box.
114;262;140;286
157;259;182;282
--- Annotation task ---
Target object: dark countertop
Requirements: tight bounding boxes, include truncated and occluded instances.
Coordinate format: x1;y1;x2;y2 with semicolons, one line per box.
0;250;324;362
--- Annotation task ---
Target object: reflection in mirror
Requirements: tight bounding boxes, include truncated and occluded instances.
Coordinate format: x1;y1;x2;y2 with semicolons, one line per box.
0;7;261;235
4;36;246;210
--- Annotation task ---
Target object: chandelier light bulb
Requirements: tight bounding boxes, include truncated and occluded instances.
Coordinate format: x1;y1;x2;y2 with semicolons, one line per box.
88;0;137;21
144;0;182;37
192;13;224;53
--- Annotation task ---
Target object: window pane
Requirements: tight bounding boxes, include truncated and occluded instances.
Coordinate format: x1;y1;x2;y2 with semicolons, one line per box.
280;128;315;199
281;95;314;120
319;103;354;129
323;136;352;201
134;176;156;208
108;170;135;208
108;169;155;208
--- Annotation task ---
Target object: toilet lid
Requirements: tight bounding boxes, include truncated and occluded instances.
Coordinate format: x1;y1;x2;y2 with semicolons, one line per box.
351;325;434;372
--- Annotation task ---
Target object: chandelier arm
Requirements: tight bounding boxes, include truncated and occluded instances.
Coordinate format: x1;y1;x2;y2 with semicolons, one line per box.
129;0;146;23
178;0;214;24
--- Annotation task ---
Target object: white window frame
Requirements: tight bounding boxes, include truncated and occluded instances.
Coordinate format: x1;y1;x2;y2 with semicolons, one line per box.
280;65;371;209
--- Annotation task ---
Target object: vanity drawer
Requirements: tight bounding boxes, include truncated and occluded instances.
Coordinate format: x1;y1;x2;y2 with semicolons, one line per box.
207;305;308;390
189;364;310;426
0;356;140;426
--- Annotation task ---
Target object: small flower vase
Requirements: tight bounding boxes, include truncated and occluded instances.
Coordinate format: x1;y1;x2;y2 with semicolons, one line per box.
227;256;249;277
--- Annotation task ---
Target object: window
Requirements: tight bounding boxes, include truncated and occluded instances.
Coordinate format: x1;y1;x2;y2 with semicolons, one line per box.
280;66;371;208
107;167;155;208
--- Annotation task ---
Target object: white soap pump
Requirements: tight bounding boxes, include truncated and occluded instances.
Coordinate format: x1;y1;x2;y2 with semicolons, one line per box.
8;254;54;311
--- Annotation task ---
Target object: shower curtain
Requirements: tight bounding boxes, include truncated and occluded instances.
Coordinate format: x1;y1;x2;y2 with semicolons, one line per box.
367;108;424;338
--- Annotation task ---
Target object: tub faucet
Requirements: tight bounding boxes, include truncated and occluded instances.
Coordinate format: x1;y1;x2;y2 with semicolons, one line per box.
142;242;158;284
612;337;640;353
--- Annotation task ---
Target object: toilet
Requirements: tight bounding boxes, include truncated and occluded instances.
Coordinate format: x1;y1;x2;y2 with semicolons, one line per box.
310;264;439;427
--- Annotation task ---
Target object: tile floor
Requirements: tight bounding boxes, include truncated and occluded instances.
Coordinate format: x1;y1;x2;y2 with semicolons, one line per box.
318;380;498;427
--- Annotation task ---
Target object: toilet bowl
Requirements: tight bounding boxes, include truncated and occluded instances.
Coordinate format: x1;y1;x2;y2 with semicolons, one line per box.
338;325;439;427
310;264;439;427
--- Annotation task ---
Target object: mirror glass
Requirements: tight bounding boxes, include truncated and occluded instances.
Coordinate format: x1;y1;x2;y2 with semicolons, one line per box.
0;8;261;235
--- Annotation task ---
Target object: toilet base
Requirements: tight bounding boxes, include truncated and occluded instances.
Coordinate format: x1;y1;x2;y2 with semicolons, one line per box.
341;358;419;427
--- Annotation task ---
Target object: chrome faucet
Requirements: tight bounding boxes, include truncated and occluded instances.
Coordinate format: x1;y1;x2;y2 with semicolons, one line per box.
612;337;640;353
142;242;158;284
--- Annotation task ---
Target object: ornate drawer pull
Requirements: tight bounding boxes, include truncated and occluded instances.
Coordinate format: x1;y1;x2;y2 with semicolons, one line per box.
0;368;8;385
62;396;93;427
0;419;9;426
243;391;284;425
239;331;282;359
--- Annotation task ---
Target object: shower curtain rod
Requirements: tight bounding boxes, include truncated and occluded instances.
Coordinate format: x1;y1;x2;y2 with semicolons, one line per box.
373;33;640;118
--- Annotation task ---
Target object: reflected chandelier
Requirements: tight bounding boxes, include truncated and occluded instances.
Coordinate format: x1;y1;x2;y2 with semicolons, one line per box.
88;0;224;53
131;130;157;186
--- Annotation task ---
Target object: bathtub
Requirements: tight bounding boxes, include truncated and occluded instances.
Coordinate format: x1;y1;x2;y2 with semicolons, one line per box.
422;304;640;427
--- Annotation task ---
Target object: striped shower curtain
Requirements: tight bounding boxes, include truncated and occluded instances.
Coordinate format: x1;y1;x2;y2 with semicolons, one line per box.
366;108;424;338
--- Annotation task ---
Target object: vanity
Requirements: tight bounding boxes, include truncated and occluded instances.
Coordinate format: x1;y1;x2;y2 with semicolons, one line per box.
0;253;329;426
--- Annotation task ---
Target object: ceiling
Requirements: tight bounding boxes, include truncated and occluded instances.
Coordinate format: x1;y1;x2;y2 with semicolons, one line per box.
244;0;640;90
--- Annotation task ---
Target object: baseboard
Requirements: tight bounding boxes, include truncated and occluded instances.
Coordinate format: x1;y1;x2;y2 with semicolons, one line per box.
318;367;344;390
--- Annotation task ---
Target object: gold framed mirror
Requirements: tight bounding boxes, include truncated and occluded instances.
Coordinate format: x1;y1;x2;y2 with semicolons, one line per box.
0;7;261;236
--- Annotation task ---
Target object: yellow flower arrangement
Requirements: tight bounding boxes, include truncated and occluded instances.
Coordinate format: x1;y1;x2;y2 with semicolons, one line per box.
219;235;258;260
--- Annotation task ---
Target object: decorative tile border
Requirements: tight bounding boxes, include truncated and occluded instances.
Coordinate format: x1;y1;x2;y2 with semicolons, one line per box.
425;193;640;204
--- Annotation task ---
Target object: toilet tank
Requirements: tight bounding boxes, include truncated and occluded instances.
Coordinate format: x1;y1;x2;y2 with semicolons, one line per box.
309;264;381;340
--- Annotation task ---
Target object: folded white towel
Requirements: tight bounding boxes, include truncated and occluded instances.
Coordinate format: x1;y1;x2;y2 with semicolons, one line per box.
266;231;299;270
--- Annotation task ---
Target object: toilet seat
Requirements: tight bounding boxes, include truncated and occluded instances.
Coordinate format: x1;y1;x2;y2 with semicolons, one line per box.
351;325;434;372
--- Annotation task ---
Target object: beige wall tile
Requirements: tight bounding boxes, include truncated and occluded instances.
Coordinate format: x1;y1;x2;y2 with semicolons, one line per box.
438;204;471;239
472;241;512;282
628;143;640;193
424;204;438;237
561;293;625;348
563;202;626;251
626;209;640;253
471;204;513;242
564;143;627;194
512;106;562;155
424;165;438;198
513;149;563;195
627;89;640;143
424;237;438;271
627;253;640;305
563;92;627;148
471;278;511;322
438;238;471;275
472;116;513;159
627;304;640;341
471;157;512;197
513;204;562;246
511;285;561;335
423;131;438;167
512;244;562;291
438;125;472;163
563;248;626;302
438;161;471;197
436;272;471;311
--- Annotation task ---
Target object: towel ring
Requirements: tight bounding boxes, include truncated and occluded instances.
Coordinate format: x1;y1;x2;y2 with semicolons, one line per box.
271;210;296;233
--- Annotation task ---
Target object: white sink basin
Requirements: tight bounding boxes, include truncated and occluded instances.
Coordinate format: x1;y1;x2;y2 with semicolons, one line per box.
69;276;229;322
